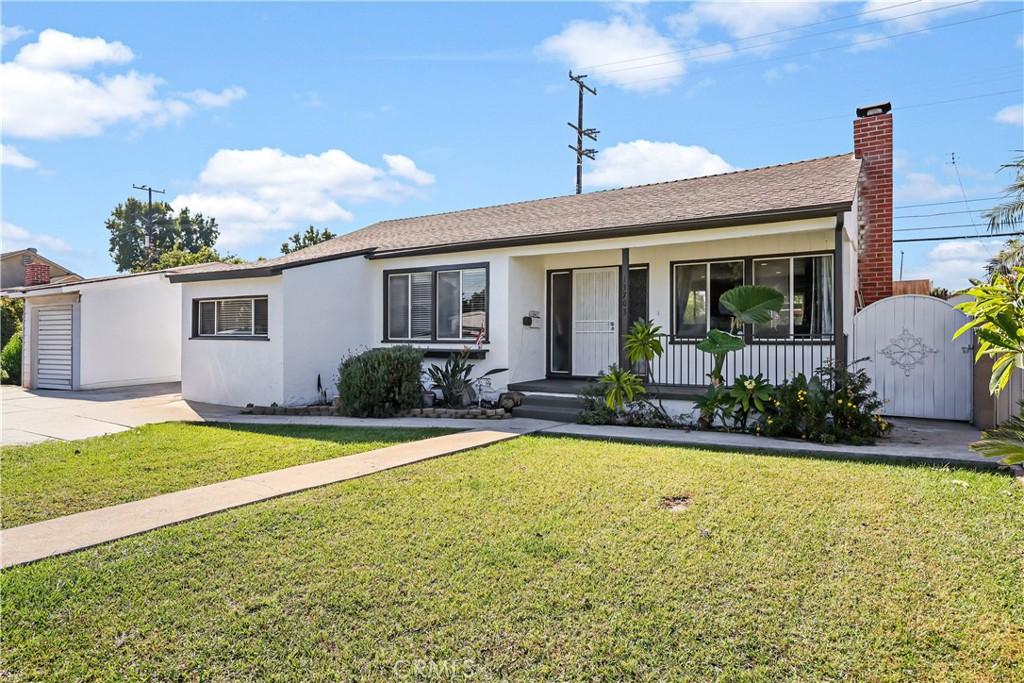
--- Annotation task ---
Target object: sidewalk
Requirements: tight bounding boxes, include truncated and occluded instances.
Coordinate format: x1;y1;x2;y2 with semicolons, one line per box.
0;428;527;569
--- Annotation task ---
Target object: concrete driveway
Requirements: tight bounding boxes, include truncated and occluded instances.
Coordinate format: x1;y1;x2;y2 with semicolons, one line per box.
1;383;236;446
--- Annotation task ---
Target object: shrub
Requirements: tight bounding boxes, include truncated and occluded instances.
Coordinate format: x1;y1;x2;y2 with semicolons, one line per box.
1;331;22;385
336;346;424;417
426;348;507;408
1;297;23;349
759;362;890;445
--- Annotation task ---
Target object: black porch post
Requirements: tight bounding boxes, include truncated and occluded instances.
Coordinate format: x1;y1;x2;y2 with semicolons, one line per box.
619;248;630;368
834;212;846;369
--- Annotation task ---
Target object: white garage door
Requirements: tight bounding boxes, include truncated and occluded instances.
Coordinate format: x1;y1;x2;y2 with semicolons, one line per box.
35;305;73;390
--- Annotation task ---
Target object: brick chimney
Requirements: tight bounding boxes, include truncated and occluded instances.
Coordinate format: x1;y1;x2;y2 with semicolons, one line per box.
853;102;893;306
24;262;51;287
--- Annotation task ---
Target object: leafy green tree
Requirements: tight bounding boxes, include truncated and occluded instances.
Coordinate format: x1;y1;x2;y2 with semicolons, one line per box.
1;297;24;348
1;331;22;385
106;198;220;272
153;246;243;271
954;267;1024;395
281;226;336;255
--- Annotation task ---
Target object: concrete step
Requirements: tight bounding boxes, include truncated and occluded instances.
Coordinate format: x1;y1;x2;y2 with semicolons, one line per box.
511;393;582;423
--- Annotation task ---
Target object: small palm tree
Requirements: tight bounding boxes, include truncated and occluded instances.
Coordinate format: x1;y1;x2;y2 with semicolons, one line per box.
970;402;1024;465
599;366;646;412
985;154;1024;235
985;238;1024;280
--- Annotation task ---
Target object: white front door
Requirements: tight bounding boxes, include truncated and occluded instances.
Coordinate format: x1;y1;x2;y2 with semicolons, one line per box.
572;267;618;376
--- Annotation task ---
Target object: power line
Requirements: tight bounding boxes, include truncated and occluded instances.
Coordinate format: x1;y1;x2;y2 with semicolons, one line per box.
894;196;1002;210
894;232;1023;244
589;0;975;77
895;223;990;232
610;6;1021;88
567;71;598;195
580;0;925;71
895;208;991;219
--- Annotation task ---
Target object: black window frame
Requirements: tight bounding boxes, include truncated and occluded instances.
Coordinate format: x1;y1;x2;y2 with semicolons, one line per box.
382;262;490;344
669;258;745;341
190;295;269;340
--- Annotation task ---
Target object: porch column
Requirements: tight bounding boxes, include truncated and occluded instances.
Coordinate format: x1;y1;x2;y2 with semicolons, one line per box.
834;213;846;369
619;248;630;368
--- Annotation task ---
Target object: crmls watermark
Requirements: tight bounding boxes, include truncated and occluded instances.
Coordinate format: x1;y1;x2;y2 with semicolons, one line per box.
391;658;479;679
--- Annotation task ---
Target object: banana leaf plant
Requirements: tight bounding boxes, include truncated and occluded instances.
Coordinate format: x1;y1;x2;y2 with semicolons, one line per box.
696;285;784;385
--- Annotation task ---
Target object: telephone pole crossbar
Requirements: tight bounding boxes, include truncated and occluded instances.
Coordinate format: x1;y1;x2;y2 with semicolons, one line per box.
568;71;598;195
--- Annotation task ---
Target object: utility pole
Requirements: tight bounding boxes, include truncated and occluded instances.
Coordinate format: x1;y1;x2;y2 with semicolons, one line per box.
133;183;165;266
568;71;598;195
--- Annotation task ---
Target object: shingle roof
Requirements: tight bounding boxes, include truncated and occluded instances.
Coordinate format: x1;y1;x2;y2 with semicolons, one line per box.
181;152;861;279
6;261;236;295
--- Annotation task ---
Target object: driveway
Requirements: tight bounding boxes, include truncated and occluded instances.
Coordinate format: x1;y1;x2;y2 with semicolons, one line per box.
1;383;236;446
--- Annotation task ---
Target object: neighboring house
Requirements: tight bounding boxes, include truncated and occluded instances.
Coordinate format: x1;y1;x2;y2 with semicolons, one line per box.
0;248;81;289
10;263;231;391
168;104;895;408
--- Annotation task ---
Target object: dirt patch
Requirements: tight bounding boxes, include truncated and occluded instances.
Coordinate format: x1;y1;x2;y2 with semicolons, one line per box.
660;495;691;512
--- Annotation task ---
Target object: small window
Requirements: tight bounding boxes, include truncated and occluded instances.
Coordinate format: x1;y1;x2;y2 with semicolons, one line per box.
194;297;268;338
753;254;834;339
385;265;488;342
673;261;743;338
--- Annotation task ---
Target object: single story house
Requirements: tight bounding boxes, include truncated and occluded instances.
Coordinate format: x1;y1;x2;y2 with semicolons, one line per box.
163;103;894;408
1;248;81;289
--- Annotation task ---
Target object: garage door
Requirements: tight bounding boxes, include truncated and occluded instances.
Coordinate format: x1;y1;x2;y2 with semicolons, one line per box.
35;305;73;390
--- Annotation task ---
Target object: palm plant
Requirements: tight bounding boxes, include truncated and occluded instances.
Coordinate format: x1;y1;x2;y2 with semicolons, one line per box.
624;319;671;419
985;154;1024;235
970;402;1024;465
696;285;785;385
599;366;646;412
985;239;1024;280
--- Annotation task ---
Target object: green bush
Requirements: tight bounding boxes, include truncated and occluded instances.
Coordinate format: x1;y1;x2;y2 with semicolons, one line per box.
1;297;23;348
758;362;890;445
336;346;424;417
1;331;23;385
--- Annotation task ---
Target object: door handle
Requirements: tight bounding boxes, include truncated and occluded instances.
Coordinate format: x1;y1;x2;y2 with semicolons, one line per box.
610;322;615;330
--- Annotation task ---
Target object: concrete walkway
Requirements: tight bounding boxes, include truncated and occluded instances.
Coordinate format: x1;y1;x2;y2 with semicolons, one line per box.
0;428;529;569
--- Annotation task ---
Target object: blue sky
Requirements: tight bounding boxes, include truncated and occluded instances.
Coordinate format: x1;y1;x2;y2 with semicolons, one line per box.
1;1;1022;289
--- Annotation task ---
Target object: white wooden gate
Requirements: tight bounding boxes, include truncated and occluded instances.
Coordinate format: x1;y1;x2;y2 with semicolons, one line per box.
34;304;74;390
572;268;618;376
852;295;972;421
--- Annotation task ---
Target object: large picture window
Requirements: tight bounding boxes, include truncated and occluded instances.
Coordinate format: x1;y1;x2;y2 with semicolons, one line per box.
753;254;834;339
385;264;488;342
194;297;268;338
672;260;743;338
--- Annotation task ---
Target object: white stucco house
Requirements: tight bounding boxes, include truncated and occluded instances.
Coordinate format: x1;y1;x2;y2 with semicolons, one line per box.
11;103;897;410
167;104;894;408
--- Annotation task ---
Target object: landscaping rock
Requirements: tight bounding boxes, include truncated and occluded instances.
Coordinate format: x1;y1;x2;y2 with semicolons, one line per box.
498;391;524;409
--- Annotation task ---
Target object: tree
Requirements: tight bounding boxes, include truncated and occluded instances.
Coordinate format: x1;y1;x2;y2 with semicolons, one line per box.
280;226;336;255
106;198;221;272
985;153;1023;235
154;246;243;271
985;238;1024;281
954;267;1024;395
1;297;24;348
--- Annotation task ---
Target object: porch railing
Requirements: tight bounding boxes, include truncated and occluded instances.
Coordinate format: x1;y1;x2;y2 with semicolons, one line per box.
644;334;839;388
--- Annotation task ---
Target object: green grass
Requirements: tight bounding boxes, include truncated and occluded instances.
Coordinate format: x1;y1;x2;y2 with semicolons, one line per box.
0;422;455;528
3;436;1022;681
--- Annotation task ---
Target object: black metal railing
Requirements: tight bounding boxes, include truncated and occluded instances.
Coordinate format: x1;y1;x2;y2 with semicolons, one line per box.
644;334;839;388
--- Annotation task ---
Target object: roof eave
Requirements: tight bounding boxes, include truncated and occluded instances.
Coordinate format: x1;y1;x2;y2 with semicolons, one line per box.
368;202;851;260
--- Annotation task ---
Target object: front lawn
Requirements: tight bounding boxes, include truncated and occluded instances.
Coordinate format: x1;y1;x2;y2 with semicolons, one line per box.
3;436;1022;680
1;422;455;528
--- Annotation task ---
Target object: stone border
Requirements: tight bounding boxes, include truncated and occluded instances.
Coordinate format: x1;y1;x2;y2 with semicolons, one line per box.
240;405;510;419
244;405;337;416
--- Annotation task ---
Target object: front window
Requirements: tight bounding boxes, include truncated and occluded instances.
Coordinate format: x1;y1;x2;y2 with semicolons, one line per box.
753;254;834;339
195;297;268;337
673;260;743;338
386;265;488;342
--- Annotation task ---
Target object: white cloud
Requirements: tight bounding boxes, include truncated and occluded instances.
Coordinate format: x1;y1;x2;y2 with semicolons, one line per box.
172;147;435;247
672;1;829;41
383;154;435;186
1;221;74;254
0;28;243;140
179;86;247;108
994;104;1023;126
0;25;30;46
1;144;38;169
904;239;1003;290
764;62;801;82
850;1;980;51
538;16;684;92
583;140;733;188
14;28;132;71
894;171;962;203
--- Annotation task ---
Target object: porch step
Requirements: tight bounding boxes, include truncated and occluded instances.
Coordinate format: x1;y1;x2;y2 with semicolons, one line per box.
511;393;583;423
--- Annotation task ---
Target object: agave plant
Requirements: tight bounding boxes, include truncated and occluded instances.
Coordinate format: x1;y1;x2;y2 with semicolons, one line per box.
427;348;507;407
599;365;646;412
696;285;785;385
